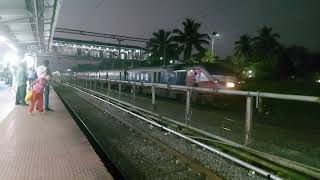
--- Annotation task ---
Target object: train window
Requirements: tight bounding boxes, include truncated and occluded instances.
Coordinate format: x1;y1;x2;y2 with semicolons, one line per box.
168;73;175;84
199;73;209;81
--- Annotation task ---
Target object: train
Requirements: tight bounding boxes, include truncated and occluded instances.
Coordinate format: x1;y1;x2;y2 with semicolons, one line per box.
73;63;238;103
75;63;238;90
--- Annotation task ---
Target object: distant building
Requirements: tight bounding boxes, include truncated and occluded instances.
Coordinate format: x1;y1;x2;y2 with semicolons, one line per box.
50;38;147;61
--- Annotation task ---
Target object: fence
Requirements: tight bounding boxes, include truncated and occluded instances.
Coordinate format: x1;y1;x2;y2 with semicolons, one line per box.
65;77;320;145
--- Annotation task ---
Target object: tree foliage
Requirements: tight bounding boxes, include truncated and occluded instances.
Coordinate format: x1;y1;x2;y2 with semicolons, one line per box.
146;29;179;66
235;34;253;61
232;26;283;79
200;51;215;64
173;18;210;64
254;26;280;58
145;18;210;64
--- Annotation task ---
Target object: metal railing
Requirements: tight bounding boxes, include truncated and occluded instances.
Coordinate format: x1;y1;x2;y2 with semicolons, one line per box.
69;77;320;145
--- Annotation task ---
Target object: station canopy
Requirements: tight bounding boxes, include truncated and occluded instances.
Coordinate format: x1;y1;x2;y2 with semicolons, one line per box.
0;0;61;52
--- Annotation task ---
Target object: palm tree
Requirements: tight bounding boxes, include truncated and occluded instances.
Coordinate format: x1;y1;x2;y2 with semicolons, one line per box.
173;18;209;64
253;26;280;58
146;29;178;66
234;34;253;61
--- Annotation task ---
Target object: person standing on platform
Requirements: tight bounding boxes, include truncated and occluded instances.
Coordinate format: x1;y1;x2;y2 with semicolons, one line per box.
43;60;53;111
28;74;51;113
27;67;37;87
3;65;12;86
37;60;53;111
192;71;199;87
15;62;27;105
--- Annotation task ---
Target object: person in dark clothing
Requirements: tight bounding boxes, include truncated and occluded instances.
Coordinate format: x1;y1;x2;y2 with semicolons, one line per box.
193;71;199;87
27;67;37;86
15;62;27;105
43;60;53;111
3;66;12;86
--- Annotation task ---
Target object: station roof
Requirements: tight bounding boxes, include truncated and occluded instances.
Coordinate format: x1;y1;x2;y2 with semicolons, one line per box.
0;0;61;52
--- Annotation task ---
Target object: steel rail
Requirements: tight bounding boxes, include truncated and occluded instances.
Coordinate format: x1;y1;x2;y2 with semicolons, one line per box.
32;0;42;49
85;78;320;104
67;81;320;178
64;83;283;180
48;0;61;51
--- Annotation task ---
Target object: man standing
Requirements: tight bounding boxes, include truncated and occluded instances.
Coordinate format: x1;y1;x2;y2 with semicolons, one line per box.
27;67;37;86
15;62;27;105
43;60;53;111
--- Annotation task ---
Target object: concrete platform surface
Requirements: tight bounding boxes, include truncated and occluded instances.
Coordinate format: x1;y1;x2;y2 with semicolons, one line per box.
0;81;15;123
0;86;113;180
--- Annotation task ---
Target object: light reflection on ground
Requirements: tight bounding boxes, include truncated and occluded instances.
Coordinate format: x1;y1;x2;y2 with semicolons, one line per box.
0;81;15;123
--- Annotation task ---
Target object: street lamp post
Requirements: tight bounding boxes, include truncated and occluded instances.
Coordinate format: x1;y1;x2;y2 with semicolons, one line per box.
209;32;219;55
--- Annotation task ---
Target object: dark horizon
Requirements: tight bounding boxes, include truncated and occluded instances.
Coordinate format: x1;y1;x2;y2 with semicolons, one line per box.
56;0;320;57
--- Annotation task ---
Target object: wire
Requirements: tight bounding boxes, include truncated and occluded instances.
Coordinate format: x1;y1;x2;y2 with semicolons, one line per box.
78;0;106;29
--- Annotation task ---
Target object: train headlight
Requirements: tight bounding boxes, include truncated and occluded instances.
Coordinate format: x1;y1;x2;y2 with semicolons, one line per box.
226;82;235;88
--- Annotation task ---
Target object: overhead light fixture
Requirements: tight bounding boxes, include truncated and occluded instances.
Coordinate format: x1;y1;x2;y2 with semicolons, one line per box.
0;36;7;42
8;43;17;52
0;36;17;52
25;55;35;68
4;52;19;66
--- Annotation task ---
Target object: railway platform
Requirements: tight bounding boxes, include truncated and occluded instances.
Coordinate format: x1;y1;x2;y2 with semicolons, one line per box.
0;82;113;179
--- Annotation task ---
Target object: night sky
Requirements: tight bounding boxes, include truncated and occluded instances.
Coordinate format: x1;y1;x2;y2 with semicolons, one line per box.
56;0;320;57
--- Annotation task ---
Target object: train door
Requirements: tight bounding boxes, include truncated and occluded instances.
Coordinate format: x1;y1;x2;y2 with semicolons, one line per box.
175;70;187;85
186;69;212;87
153;72;161;83
186;69;200;86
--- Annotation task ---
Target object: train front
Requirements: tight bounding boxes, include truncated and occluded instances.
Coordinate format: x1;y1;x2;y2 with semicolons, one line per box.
186;65;237;89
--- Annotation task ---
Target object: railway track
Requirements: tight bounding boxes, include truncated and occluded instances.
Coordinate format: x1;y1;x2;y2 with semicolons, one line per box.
54;83;222;179
54;82;320;179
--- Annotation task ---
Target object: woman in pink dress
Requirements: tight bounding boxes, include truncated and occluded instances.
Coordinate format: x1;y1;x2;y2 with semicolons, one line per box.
28;75;50;113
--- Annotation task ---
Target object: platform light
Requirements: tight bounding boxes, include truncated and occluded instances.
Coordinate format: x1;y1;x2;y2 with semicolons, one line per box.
4;52;19;66
0;36;17;52
160;57;163;60
316;80;320;83
8;43;17;52
0;36;6;42
170;60;173;64
148;53;152;56
24;55;35;68
226;82;235;88
67;69;71;72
